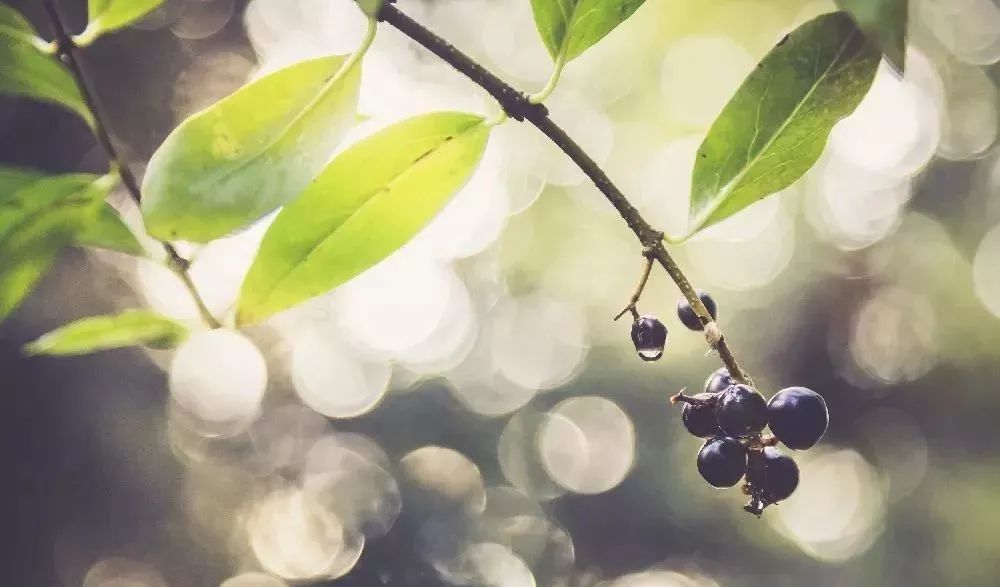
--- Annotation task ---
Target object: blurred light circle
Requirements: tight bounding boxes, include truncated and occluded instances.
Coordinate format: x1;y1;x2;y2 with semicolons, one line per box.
399;446;487;516
171;0;235;40
857;408;928;501
248;488;363;580
637;136;701;238
661;36;755;128
973;224;1000;319
304;434;401;539
220;572;288;587
539;397;635;494
917;0;1000;65
396;271;478;373
482;515;575;580
498;411;566;500
132;0;184;30
495;122;549;214
491;294;589;390
849;286;937;385
169;329;268;431
480;0;551;84
768;449;886;561
452;543;536;587
543;96;615;186
937;61;998;160
83;558;167;587
482;486;544;522
708;1;786;54
609;570;712;587
291;330;391;419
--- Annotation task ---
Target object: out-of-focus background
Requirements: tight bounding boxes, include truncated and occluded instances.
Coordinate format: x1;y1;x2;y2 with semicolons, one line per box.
3;0;1000;585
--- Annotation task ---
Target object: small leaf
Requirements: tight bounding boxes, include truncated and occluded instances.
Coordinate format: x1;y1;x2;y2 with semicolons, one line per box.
141;54;361;243
76;0;165;44
835;0;907;74
76;203;146;256
530;0;646;63
24;309;188;356
688;12;879;235
0;4;92;124
0;173;114;322
354;0;385;18
236;111;491;325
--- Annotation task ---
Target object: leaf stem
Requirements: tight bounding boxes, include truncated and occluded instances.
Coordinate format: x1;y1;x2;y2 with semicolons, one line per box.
379;4;752;385
41;0;222;329
528;49;567;104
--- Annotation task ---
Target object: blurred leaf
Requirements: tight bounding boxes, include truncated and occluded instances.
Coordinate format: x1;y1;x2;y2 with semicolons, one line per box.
237;112;491;325
0;173;114;323
835;0;907;74
141;54;361;243
0;4;92;124
76;203;145;256
688;12;879;235
0;164;45;194
354;0;385;18
76;0;165;44
530;0;646;62
24;309;187;356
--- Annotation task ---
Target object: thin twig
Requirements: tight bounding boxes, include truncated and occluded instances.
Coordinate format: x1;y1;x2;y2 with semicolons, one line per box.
614;250;654;321
379;4;751;385
42;1;222;329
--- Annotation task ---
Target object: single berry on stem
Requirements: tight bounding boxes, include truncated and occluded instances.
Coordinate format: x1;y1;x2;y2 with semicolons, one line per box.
745;447;799;513
631;315;667;361
704;367;735;394
697;437;747;487
767;386;829;450
716;384;768;437
682;393;722;437
677;291;718;331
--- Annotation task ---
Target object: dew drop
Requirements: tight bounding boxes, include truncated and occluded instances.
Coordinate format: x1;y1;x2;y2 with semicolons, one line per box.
637;348;663;361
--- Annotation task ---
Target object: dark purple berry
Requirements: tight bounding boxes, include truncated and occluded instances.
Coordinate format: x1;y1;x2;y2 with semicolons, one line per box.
682;393;721;438
631;316;667;361
677;291;718;331
767;387;828;450
747;447;799;505
697;437;747;488
704;367;735;394
716;384;768;437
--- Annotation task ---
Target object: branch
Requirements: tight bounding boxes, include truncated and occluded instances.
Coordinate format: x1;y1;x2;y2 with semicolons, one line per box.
42;1;222;329
379;4;751;385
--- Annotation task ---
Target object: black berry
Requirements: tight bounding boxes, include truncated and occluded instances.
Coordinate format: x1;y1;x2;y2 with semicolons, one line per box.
716;384;768;437
704;367;735;394
682;393;721;438
767;387;828;450
697;437;747;488
677;291;718;331
631;316;667;361
746;447;799;506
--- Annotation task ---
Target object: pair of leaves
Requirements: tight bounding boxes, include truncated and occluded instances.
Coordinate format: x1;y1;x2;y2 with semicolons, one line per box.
686;11;881;234
530;0;646;64
0;172;115;322
141;54;362;242
25;309;187;356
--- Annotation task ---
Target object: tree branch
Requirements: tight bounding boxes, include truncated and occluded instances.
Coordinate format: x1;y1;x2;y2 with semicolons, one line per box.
379;4;751;385
42;0;222;329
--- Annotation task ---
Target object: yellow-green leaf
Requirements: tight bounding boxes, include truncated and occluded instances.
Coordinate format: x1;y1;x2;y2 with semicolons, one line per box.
236;112;491;325
835;0;907;74
24;309;187;356
76;0;165;45
354;0;385;18
0;173;114;322
529;0;646;63
0;4;92;124
141;54;362;242
688;12;879;235
76;203;145;256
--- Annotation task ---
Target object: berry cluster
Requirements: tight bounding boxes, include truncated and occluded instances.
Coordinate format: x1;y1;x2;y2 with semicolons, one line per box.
627;291;829;516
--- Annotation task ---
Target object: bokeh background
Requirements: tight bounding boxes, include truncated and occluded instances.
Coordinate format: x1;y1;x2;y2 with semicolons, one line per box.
3;0;1000;585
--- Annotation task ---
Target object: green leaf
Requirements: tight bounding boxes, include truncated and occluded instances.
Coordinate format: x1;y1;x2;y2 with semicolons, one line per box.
76;0;165;44
24;309;188;356
141;54;362;243
529;0;646;62
236;111;491;325
0;4;92;124
0;173;114;322
76;203;146;256
835;0;907;74
354;0;385;18
688;12;879;235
